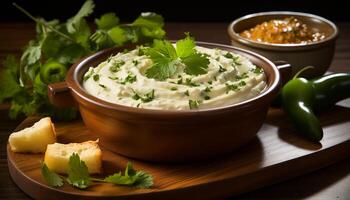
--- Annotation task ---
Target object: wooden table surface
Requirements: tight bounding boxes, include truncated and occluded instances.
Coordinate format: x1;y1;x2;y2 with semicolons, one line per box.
0;22;349;200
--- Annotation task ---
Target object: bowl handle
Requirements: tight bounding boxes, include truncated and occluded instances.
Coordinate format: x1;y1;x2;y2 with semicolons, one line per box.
48;82;76;107
273;61;292;86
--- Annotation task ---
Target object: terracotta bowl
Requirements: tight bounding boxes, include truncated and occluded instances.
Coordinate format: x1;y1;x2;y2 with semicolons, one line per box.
228;11;338;78
48;42;291;162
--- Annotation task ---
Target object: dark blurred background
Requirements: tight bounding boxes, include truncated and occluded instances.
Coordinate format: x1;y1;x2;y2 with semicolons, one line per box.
0;0;349;22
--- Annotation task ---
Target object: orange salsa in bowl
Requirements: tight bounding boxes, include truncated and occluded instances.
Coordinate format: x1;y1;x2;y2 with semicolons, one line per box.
240;17;326;44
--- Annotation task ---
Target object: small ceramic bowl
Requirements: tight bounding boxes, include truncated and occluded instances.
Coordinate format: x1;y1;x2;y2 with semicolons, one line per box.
48;42;291;162
228;11;338;78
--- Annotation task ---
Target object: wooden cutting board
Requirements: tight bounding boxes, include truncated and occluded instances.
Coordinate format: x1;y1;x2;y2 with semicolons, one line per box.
7;103;350;200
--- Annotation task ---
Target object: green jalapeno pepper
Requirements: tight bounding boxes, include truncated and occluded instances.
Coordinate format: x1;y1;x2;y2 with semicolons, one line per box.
40;60;67;84
281;68;350;142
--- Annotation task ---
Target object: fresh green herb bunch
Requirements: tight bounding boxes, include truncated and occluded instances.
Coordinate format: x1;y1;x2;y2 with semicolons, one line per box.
0;0;165;120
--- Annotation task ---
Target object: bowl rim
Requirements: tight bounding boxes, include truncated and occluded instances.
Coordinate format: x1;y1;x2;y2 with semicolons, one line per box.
227;11;339;51
66;42;280;116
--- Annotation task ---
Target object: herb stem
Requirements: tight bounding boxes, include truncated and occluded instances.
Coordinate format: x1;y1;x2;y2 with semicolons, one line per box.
91;177;105;182
13;3;75;42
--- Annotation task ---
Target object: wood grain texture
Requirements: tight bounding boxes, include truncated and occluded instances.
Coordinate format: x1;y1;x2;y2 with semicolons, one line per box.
7;104;350;200
1;22;350;200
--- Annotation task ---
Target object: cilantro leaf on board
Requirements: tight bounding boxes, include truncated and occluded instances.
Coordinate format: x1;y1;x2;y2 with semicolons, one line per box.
104;162;153;188
41;163;64;187
67;153;92;189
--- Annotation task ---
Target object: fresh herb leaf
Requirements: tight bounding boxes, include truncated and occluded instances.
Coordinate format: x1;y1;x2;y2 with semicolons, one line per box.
83;68;94;81
66;0;94;34
93;74;100;81
204;86;212;93
121;73;137;84
204;95;211;100
176;33;196;58
99;84;107;89
184;90;190;96
183;53;209;75
184;78;199;87
132;90;155;103
170;87;177;91
235;73;248;80
189;99;201;109
132;60;139;66
239;81;246;86
95;12;119;30
145;34;209;80
67;153;91;189
0;56;21;102
109;60;125;72
253;67;263;74
41;163;64;187
218;65;226;73
226;83;239;92
104;162;153;188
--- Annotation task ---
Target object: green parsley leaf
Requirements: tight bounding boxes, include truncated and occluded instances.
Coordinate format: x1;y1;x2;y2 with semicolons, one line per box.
132;90;155;103
145;35;209;80
0;56;21;102
66;0;95;34
93;74;100;81
67;153;92;189
104;162;153;188
184;90;190;96
122;73;137;84
253;67;263;74
95;12;120;30
183;53;209;75
41;163;64;187
189;99;201;109
108;26;128;46
176;33;196;58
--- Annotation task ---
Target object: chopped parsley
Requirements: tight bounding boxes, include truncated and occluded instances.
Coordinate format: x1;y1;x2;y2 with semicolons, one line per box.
226;83;239;93
224;52;241;65
170;87;178;91
109;60;125;72
204;86;212;93
253;67;263;74
133;90;155;103
184;78;199;87
132;60;139;66
235;73;248;80
121;73;137;84
189;99;202;109
204;95;210;100
177;78;183;84
208;80;212;85
99;84;107;89
93;74;100;81
219;65;227;73
184;90;189;96
83;69;94;81
239;81;246;86
108;76;119;80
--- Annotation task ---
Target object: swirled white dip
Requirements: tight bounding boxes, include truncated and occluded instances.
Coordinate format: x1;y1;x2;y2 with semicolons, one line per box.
83;46;266;110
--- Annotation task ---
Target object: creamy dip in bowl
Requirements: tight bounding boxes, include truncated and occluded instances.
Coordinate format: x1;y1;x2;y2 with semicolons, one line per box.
48;42;288;162
83;45;266;110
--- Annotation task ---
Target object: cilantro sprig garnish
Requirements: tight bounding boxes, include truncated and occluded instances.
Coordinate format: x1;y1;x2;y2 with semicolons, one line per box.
144;34;210;80
0;0;166;120
41;153;153;189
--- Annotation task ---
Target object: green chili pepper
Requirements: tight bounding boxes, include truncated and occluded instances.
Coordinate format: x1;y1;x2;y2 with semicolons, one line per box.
281;67;350;142
312;73;350;109
40;60;67;84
